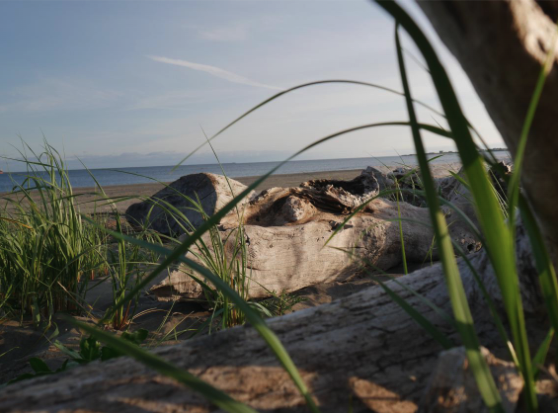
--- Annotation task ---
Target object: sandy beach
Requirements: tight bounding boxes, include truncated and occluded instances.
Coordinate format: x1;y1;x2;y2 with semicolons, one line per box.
1;169;369;216
1;163;462;216
76;168;367;214
0;169;360;214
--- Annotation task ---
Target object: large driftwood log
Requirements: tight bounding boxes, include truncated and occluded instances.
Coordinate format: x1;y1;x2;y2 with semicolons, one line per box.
416;0;558;253
125;173;255;236
150;168;478;301
0;225;544;412
152;202;434;301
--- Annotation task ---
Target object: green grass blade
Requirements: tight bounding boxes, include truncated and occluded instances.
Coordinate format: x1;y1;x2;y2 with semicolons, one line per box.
453;241;519;367
392;22;504;411
507;20;558;225
532;328;554;379
376;2;537;409
519;194;558;336
395;181;408;274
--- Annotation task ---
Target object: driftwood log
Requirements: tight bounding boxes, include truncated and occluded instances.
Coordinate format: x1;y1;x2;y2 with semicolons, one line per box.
0;224;546;412
125;173;255;236
150;167;478;301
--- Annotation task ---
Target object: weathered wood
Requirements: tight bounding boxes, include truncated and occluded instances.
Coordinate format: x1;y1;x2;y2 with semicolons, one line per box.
152;200;436;301
0;224;544;412
125;173;255;236
150;168;478;301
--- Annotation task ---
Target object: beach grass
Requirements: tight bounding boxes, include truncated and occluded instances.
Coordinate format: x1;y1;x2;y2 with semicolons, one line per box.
0;143;108;325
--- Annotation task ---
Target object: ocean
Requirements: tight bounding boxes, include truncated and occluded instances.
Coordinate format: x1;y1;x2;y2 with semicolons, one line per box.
0;152;511;193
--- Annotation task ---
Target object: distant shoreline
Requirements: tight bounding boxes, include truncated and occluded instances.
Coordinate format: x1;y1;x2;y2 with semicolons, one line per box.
0;150;510;175
0;151;511;195
2;163;466;217
1;169;365;216
401;148;509;157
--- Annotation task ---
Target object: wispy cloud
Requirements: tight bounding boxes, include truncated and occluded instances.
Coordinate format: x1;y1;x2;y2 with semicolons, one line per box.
148;56;283;91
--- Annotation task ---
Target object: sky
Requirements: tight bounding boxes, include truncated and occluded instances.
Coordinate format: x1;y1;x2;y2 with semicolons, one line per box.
0;0;505;171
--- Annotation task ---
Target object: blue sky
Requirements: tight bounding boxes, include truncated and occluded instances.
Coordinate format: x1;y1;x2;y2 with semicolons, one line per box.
0;0;504;171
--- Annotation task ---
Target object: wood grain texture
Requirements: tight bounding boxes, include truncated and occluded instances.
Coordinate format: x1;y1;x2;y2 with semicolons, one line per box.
125;173;255;236
0;224;543;412
151;168;479;301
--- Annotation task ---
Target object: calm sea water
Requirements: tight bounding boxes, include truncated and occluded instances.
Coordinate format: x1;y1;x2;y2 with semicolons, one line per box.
0;152;511;193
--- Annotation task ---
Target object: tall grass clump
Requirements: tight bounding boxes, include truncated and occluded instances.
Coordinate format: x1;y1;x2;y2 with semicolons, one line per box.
0;143;106;324
106;217;163;330
117;135;262;329
125;172;257;329
187;200;253;328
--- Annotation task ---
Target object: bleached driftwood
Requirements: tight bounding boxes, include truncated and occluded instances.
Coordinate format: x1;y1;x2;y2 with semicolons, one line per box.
150;167;479;301
0;224;544;412
125;173;255;236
